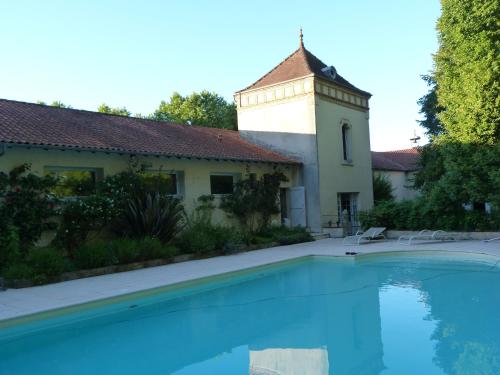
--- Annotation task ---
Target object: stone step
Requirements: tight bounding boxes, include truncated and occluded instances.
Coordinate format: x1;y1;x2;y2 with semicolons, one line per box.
311;232;331;240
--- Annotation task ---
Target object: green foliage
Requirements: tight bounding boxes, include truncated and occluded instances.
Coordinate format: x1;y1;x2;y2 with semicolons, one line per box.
373;174;394;204
97;103;131;116
97;170;148;206
50;101;72;109
137;237;178;260
54;195;118;255
257;226;313;246
2;263;34;280
54;170;152;253
360;198;500;231
220;171;288;232
415;143;500;214
37;101;72;109
417;75;445;139
27;247;65;283
108;239;141;264
73;241;113;270
153;91;237;130
117;192;185;243
0;164;59;250
0;225;21;267
177;221;237;255
1;247;65;283
176;196;240;255
49;169;97;197
434;0;499;145
108;238;178;263
412;1;500;232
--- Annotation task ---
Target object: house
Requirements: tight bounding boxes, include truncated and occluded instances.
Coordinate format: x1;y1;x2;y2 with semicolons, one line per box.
371;148;420;201
0;33;374;232
0;99;300;226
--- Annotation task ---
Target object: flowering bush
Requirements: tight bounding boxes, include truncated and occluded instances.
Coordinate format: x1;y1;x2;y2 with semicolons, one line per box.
0;164;59;252
53;195;118;256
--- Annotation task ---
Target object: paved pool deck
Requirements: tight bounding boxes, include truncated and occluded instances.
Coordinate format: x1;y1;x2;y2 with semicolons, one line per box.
1;238;499;322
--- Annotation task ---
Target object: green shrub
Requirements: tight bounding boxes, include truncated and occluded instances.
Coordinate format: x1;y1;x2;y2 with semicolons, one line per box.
256;226;313;245
373;174;395;204
54;196;118;255
138;237;177;260
27;247;65;280
108;239;141;264
249;235;274;246
276;231;314;245
2;263;34;280
359;198;500;231
74;242;113;270
220;171;288;232
0;164;59;251
177;222;238;255
0;225;21;267
177;225;217;255
117;192;185;243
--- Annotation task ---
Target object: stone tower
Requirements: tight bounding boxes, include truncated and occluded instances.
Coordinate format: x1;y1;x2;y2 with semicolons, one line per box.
235;32;374;232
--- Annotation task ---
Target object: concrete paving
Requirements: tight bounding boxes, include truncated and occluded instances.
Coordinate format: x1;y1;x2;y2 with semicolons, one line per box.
1;238;499;322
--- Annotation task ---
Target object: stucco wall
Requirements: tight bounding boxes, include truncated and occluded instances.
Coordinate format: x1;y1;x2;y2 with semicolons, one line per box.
374;170;420;201
236;74;374;231
0;145;297;226
237;80;322;231
315;95;374;226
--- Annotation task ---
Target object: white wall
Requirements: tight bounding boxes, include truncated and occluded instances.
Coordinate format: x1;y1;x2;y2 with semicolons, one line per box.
374;170;420;201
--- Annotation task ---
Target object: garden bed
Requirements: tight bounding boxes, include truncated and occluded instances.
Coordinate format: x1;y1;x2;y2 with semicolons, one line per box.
2;240;294;289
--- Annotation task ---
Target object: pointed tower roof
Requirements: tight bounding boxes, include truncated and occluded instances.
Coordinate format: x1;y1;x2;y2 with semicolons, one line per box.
238;31;371;97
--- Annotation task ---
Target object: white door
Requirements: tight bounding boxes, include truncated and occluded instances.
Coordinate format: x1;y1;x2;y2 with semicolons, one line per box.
290;186;306;228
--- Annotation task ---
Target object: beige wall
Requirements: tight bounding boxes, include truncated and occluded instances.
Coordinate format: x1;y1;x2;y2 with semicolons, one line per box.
236;77;316;135
236;77;323;230
0;145;298;226
374;170;420;201
315;95;374;226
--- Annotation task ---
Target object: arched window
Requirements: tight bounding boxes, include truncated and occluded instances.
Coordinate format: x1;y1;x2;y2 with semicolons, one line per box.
341;122;352;162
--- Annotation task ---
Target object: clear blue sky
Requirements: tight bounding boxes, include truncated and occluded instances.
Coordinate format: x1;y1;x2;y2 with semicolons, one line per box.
0;0;441;151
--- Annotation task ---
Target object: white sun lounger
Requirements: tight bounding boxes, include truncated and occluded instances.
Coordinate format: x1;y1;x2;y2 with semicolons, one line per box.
398;230;457;245
343;227;386;245
484;237;500;242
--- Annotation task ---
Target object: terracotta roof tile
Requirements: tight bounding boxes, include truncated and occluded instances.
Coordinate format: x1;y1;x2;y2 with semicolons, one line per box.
0;99;299;165
238;45;371;97
371;148;421;171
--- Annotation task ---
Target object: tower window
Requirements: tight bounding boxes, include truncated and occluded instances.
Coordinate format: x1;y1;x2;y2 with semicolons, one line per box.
341;123;352;162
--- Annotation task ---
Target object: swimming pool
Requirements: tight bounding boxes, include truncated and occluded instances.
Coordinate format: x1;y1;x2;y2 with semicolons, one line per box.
1;253;499;374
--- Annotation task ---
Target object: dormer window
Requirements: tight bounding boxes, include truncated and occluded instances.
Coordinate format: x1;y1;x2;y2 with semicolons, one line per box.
341;122;352;163
321;66;337;80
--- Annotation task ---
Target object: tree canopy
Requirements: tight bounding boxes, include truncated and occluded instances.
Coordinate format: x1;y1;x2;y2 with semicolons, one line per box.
152;91;237;130
411;0;500;229
434;0;499;145
417;75;445;139
373;174;394;204
37;100;72;109
97;103;131;117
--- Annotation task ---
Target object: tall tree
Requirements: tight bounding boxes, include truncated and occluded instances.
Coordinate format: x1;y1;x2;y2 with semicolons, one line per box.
434;0;499;144
415;0;500;218
97;103;131;116
153;91;237;130
417;75;445;139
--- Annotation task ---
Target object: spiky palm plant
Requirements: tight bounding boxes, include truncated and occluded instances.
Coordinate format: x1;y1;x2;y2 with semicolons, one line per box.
121;192;185;243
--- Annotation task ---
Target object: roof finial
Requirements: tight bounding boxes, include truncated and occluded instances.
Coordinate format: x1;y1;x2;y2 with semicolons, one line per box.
299;27;304;48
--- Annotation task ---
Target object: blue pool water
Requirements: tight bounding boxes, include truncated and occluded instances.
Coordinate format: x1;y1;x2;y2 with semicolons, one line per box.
1;254;499;375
